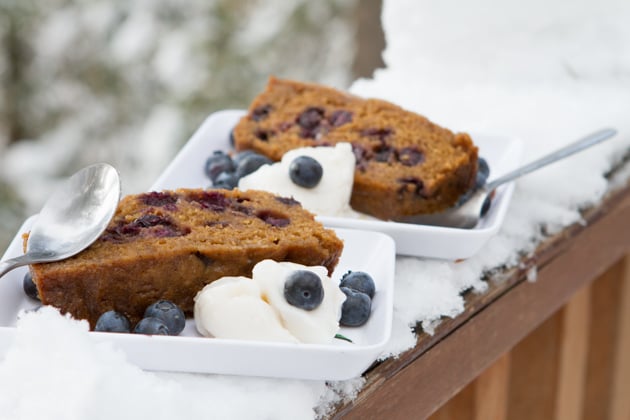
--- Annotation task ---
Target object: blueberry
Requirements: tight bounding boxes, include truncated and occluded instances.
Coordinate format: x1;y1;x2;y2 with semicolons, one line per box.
205;151;235;182
95;310;131;333
232;150;256;166
475;157;490;189
144;300;185;335
235;152;272;179
213;171;239;190
289;156;323;188
339;287;371;327
133;317;170;335
284;270;324;311
22;272;39;300
340;271;375;299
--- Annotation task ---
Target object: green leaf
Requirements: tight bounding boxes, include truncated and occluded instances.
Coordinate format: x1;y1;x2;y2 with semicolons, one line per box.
334;333;353;343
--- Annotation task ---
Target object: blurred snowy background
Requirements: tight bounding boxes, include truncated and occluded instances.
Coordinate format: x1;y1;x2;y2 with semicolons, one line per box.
0;0;384;249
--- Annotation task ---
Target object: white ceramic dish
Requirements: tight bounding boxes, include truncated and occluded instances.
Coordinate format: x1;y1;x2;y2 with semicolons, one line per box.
0;218;394;380
152;110;523;259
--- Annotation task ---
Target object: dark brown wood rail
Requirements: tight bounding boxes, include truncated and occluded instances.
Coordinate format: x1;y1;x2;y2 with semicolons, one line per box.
332;172;630;420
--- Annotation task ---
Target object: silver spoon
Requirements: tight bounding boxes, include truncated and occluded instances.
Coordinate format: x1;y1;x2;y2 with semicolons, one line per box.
0;163;121;278
394;128;618;229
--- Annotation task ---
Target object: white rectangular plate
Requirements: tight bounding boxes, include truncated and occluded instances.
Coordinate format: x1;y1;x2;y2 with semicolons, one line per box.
152;110;523;259
0;218;394;380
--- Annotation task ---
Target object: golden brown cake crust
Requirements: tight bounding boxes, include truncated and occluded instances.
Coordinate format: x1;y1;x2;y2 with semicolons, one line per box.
232;77;479;220
27;188;343;328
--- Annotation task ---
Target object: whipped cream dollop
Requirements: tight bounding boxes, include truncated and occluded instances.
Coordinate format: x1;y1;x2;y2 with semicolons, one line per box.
238;142;359;217
193;260;347;344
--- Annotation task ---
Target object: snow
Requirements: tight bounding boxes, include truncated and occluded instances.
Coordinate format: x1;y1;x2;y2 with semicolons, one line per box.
0;307;327;420
1;0;630;419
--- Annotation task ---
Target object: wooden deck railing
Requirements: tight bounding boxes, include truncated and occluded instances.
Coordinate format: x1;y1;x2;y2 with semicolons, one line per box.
332;176;630;420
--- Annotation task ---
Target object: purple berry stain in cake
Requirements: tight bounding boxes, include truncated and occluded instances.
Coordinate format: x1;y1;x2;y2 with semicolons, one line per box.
231;203;253;215
152;225;190;238
135;214;166;228
397;177;429;198
102;213;188;242
127;214;183;236
139;192;178;210
361;127;393;142
275;196;300;207
297;107;325;129
250;104;272;121
194;251;214;267
350;143;371;171
205;220;229;228
373;144;395;163
278;121;293;132
256;210;290;227
297;107;327;139
398;147;424;166
352;129;423;167
254;129;273;142
234;197;253;212
186;190;231;212
294;107;352;138
328;110;353;127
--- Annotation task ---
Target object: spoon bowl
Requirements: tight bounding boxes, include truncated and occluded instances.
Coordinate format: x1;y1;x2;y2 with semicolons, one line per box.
394;128;618;229
0;163;121;277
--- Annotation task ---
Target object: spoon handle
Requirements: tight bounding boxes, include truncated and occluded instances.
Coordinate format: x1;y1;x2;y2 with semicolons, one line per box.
486;128;617;190
0;255;32;279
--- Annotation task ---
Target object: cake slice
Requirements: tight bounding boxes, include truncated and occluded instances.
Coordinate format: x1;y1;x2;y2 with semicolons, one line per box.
26;188;344;328
232;77;479;220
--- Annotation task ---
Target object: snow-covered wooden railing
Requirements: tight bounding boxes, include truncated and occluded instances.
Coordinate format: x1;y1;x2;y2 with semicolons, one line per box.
332;175;630;419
